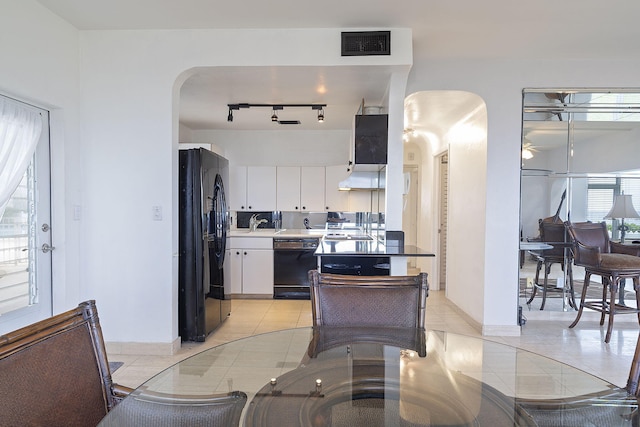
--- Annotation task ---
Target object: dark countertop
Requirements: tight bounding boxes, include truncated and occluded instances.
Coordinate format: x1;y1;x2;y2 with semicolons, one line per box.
314;239;435;257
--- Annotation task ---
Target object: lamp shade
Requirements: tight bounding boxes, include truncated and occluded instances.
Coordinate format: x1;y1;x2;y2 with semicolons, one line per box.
604;194;640;219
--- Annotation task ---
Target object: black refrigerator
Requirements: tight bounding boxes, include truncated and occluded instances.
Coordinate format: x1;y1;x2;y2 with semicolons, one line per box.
178;148;230;342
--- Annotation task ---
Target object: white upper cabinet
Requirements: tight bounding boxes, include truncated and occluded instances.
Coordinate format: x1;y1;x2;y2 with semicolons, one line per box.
276;166;325;212
300;167;325;211
324;165;350;212
231;165;355;213
276;167;301;211
228;166;248;211
246;166;277;211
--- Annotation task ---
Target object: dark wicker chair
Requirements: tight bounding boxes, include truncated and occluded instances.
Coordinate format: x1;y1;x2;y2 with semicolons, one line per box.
518;330;640;425
308;270;429;329
100;390;248;427
566;221;640;343
0;300;132;427
526;219;577;310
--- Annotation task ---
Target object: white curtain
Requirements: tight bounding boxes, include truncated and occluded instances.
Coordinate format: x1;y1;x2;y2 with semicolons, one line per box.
0;97;43;220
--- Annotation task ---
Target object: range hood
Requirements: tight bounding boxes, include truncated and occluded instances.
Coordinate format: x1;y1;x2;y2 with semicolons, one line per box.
338;111;388;190
338;170;386;191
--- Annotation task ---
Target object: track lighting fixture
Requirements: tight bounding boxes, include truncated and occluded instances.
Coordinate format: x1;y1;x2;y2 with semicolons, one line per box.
227;103;326;124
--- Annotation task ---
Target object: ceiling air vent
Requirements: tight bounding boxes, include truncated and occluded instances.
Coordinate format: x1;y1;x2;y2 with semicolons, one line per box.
341;31;391;56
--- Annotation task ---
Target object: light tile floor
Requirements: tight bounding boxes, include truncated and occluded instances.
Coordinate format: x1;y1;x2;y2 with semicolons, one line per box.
109;290;640;392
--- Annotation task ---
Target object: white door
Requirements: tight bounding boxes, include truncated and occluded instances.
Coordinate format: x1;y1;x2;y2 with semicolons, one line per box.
0;97;52;334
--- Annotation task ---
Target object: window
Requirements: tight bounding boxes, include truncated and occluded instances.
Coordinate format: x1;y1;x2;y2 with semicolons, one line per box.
0;169;31;315
587;177;640;240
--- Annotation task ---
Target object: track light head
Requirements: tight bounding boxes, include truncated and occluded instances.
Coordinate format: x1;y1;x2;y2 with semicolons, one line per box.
227;108;233;122
271;109;278;122
317;109;324;123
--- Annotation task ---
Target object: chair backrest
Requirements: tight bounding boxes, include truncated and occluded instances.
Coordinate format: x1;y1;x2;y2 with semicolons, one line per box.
308;270;429;329
538;219;569;258
101;390;248;427
566;221;610;265
0;300;117;427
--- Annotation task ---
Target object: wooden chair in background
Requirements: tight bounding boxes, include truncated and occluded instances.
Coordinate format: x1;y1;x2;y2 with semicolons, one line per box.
526;220;576;310
566;221;640;343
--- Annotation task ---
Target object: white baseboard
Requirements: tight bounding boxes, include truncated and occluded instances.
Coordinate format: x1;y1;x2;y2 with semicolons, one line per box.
482;324;522;336
105;336;181;356
446;296;522;337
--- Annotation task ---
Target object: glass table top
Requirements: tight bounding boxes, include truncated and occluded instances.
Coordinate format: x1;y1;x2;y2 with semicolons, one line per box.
100;327;638;426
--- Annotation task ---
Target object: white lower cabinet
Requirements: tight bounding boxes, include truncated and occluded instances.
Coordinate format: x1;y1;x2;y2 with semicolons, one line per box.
227;237;273;297
225;249;241;295
239;250;273;295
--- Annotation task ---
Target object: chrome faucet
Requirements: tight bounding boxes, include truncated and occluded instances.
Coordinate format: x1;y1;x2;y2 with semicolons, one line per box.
249;214;267;231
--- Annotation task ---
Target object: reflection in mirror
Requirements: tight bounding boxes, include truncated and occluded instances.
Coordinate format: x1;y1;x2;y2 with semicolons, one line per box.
520;89;640;312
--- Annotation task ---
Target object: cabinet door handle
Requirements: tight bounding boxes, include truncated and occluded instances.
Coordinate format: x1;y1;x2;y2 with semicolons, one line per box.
236;251;240;255
244;251;248;255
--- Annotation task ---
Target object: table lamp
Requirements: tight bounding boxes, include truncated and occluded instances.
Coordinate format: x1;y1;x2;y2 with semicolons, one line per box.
604;193;640;243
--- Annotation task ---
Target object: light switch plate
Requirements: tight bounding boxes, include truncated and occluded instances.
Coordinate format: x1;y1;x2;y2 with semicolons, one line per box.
152;205;162;221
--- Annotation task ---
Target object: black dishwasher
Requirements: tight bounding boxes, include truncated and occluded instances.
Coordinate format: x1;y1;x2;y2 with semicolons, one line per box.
273;238;319;299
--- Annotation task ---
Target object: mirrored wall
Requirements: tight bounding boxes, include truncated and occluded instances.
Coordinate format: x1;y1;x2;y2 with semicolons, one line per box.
520;89;640;310
521;89;640;238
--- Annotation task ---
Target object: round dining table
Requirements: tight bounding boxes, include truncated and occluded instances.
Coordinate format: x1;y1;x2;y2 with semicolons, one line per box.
99;327;638;426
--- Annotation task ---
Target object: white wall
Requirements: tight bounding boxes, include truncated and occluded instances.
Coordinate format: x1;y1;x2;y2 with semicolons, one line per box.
77;28;412;346
430;94;489;330
407;58;640;334
189;129;350;167
0;0;83;314
5;2;640;343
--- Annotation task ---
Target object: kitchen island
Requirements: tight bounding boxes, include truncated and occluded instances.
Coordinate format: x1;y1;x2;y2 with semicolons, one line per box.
315;238;435;276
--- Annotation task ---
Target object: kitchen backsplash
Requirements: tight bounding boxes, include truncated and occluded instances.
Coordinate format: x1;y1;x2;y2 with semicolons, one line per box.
233;211;383;230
